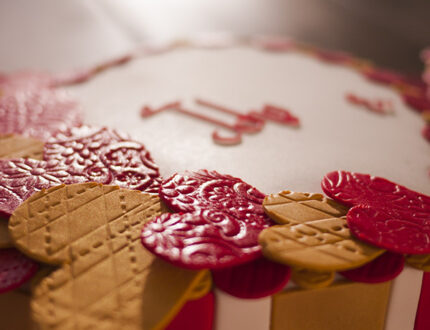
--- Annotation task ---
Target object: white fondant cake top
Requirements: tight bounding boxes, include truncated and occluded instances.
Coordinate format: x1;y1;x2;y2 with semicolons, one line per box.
68;46;430;197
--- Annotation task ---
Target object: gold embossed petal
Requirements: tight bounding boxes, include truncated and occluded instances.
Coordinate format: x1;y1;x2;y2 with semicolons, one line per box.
9;183;206;330
291;268;335;289
260;191;384;272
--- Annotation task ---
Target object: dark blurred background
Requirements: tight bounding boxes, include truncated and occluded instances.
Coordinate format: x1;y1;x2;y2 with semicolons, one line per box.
0;0;429;75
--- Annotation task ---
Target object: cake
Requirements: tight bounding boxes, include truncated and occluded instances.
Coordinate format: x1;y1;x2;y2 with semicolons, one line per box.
0;36;429;330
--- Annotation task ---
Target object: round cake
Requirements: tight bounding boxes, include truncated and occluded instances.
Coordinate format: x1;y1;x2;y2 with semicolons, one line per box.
1;36;429;330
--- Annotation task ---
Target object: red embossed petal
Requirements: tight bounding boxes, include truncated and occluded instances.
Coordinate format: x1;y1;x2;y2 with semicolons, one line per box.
322;171;430;254
212;257;291;299
348;205;430;254
160;170;271;226
0;158;84;217
340;252;404;283
141;210;266;270
0;88;82;141
43;125;162;193
0;248;39;294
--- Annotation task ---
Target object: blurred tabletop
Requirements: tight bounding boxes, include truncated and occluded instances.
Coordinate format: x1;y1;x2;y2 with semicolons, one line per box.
0;0;429;75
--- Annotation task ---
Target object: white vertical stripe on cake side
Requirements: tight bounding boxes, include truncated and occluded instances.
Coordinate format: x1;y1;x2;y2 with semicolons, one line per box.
384;266;423;330
214;289;272;330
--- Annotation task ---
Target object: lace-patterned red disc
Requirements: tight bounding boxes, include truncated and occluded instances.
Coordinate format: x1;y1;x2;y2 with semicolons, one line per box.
160;170;270;226
43;125;162;193
0;248;39;294
0;88;82;141
0;158;84;217
340;252;404;283
212;257;291;299
322;171;430;254
141;209;268;270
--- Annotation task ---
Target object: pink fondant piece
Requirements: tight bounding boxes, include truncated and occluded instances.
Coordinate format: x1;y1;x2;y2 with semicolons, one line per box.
0;158;85;217
0;88;82;141
212;257;291;299
340;252;404;283
43;125;162;193
0;248;39;294
141;210;265;270
322;171;430;254
260;104;300;126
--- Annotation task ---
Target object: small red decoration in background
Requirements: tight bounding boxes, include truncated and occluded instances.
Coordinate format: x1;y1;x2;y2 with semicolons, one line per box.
0;248;39;294
141;170;273;269
166;292;215;330
361;67;406;86
322;171;430;254
340;252;404;284
346;93;394;115
212;257;291;299
140;99;299;145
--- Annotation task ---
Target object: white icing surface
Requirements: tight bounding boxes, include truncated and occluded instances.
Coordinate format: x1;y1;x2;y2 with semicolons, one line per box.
67;46;430;330
69;47;430;197
385;266;423;330
214;289;271;330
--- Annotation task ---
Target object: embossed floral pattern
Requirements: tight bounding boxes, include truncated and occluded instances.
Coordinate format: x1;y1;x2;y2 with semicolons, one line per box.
142;170;273;269
44;125;162;193
0;158;84;217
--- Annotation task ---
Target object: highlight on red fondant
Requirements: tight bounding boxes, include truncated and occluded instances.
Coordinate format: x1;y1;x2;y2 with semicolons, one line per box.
0;158;84;217
141;210;266;270
140;99;299;145
414;272;430;330
340;252;404;284
0;248;39;294
165;292;215;330
142;170;272;269
322;171;430;254
43;125;162;193
212;257;291;299
0;88;82;141
346;93;394;115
